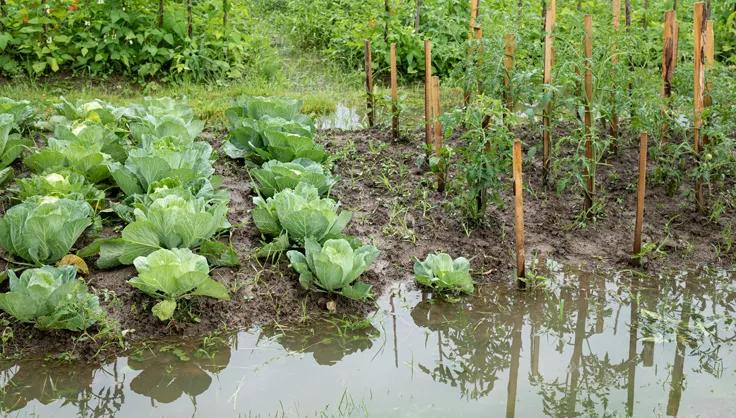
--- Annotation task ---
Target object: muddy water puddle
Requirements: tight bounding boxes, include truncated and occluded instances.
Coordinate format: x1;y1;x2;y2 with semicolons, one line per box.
1;263;734;417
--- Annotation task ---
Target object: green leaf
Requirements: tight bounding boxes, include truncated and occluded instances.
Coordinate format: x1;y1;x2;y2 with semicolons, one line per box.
152;299;177;321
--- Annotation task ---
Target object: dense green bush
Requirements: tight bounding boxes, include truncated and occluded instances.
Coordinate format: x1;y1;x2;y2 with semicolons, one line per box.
0;0;278;81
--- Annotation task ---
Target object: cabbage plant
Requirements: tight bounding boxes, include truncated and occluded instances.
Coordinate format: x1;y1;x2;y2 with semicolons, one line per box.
0;265;104;331
0;97;35;128
129;248;230;321
414;252;475;295
16;172;106;210
252;158;336;197
0;196;94;265
95;187;230;268
287;238;379;301
252;183;351;251
0;113;32;169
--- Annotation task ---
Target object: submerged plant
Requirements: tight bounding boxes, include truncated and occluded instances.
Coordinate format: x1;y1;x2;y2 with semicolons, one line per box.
251;158;337;197
0;265;104;331
287;238;379;301
129;248;230;321
0;196;94;265
414;252;475;296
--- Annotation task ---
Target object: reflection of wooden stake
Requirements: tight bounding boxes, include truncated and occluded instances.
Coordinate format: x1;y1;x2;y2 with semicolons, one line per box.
390;43;399;139
424;40;432;152
661;10;677;141
693;3;705;211
583;15;594;213
364;40;375;128
633;133;649;261
542;0;556;187
432;76;445;192
503;33;516;114
512;138;526;282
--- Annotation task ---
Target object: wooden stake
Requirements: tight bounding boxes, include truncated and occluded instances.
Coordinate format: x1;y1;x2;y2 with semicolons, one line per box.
703;20;714;142
512;138;526;281
583;15;594;213
661;10;677;140
364;40;375;128
693;2;705;211
503;33;516;113
432;76;445;192
464;0;480;106
542;0;556;187
187;0;193;38
158;0;165;28
633;132;649;262
610;0;621;150
424;40;432;151
223;0;228;28
415;0;422;32
390;43;399;139
474;25;484;94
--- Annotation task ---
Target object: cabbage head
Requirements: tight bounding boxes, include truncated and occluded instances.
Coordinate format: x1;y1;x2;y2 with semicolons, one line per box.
414;252;475;295
252;158;336;197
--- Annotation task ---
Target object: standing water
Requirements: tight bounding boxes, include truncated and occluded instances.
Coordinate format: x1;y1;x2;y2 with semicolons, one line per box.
1;262;734;417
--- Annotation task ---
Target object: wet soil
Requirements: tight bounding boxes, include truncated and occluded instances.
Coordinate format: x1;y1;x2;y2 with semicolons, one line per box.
1;125;733;360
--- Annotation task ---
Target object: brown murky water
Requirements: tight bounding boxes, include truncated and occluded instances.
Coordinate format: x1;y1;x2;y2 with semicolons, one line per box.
1;262;734;417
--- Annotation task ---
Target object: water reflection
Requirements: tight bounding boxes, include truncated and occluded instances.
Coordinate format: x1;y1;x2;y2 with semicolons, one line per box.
316;103;362;130
0;265;733;417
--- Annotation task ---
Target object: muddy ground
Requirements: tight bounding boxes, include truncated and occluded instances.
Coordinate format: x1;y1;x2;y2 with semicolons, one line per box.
1;125;734;359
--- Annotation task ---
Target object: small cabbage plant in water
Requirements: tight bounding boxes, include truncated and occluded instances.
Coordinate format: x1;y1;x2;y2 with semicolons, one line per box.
414;252;475;296
0;265;105;331
287;238;379;301
128;248;230;321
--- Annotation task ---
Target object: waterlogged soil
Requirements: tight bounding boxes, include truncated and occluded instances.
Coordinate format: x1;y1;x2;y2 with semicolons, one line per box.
1;124;734;360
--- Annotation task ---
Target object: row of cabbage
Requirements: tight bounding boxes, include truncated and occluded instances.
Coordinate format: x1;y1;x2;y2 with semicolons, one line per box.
223;97;381;301
0;97;236;330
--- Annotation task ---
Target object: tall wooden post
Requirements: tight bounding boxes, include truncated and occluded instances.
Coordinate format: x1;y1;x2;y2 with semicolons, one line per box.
415;0;422;32
187;0;193;38
542;0;556;187
474;25;484;94
633;133;649;262
432;76;445;192
383;0;390;45
464;0;480;106
503;34;516;113
661;10;677;140
703;20;714;145
424;40;432;151
512;138;526;282
693;2;705;211
583;15;594;213
625;0;632;27
364;40;375;128
158;0;165;28
390;43;399;139
610;0;621;150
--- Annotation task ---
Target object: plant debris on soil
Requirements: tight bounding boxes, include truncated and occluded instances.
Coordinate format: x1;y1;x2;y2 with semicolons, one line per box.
0;124;733;360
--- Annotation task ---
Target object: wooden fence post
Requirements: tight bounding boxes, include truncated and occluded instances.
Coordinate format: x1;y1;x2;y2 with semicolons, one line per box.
390;43;399;139
424;40;432;152
512;138;526;282
503;33;516;114
432;76;445;192
633;132;649;263
693;2;705;211
542;0;556;187
661;10;677;141
583;15;594;213
364;40;375;128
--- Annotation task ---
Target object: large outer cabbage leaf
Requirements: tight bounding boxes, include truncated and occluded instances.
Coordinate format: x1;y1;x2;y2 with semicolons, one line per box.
287;238;378;301
96;186;230;268
252;183;351;250
129;248;230;321
252;158;336;197
0;196;94;265
0;113;32;169
0;97;35;128
414;252;475;295
0;265;104;331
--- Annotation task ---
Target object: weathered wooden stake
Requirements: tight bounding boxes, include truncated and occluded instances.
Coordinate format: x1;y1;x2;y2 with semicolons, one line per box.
424;40;432;151
503;33;516;113
610;0;621;151
542;0;556;187
633;132;649;262
187;0;193;38
474;25;483;94
583;15;594;213
661;10;677;141
415;0;422;31
390;43;399;139
364;40;375;128
693;2;705;211
432;76;445;192
703;20;714;144
512;138;526;282
464;0;480;106
158;0;165;28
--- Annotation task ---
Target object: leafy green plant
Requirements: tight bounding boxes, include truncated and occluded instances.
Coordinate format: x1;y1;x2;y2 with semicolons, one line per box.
0;98;35;129
0;196;94;265
16;172;106;210
252;183;351;254
414;252;475;296
0;265;105;331
251;158;337;197
287;238;379;301
94;186;230;268
0;113;32;169
129;248;230;321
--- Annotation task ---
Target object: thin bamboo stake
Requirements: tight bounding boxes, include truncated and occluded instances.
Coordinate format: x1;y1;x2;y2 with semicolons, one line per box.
390;43;399;139
503;33;516;114
364;40;375;128
633;132;649;262
465;0;480;106
583;15;594;213
512;138;526;282
693;2;705;211
661;10;677;140
424;40;432;151
542;0;556;187
432;76;445;192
